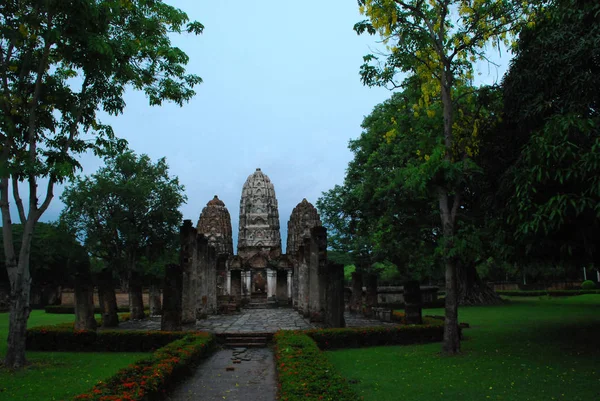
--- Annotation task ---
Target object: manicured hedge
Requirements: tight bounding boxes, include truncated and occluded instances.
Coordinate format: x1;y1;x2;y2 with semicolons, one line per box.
45;305;142;314
496;290;549;297
274;331;357;401
497;290;600;297
72;332;215;401
27;327;187;352
304;317;446;350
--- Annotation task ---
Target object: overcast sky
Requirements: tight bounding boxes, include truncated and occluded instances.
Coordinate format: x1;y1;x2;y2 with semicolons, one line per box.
30;0;509;253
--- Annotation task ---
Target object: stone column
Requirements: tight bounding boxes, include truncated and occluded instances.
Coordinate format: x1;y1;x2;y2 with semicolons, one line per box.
241;271;248;298
196;235;208;319
324;261;345;328
297;241;310;317
226;270;232;296
287;270;292;302
404;280;423;324
364;273;378;318
308;226;327;322
245;270;252;300
180;220;198;325
161;264;183;331
206;246;217;314
349;271;363;314
266;268;277;299
292;261;299;309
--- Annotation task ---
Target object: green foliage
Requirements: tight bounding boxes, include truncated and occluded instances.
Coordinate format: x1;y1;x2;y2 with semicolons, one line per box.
0;311;148;400
305;318;444;350
327;296;600;401
273;331;357;401
72;332;215;401
26;326;187;352
504;0;600;266
581;280;596;290
61;150;185;280
0;222;88;285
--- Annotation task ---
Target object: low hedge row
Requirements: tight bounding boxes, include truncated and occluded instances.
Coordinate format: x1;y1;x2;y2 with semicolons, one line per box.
274;331;357;401
45;305;146;314
27;327;187;352
27;313;179;352
497;290;600;297
304;317;446;350
73;332;215;401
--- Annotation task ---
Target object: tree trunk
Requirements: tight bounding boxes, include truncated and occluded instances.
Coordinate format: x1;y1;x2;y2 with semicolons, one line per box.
149;280;162;316
349;271;363;314
74;263;97;331
98;268;119;328
442;259;461;354
128;271;145;320
4;220;36;369
457;262;502;305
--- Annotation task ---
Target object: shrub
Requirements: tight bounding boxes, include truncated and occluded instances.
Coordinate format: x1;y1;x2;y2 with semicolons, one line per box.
45;305;132;314
26;327;188;352
581;280;597;290
274;331;357;401
496;290;548;297
72;332;215;401
305;317;446;350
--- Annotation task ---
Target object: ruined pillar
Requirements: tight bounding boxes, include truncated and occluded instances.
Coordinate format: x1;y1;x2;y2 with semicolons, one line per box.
324;261;345;328
292;260;299;308
349;271;363;313
149;279;162;316
404;280;423;324
226;270;231;296
364;273;378;317
266;268;277;299
180;220;198;324
206;245;218;313
287;270;292;301
297;241;310;317
308;226;327;322
161;264;183;331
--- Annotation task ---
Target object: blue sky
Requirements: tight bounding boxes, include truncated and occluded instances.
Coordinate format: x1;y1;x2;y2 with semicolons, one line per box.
32;0;509;252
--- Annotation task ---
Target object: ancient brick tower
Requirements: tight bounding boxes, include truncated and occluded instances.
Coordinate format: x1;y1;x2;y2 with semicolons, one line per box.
286;198;322;257
196;195;233;256
237;168;282;259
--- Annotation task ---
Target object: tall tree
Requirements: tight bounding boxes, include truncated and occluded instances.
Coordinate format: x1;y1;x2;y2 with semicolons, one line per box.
355;0;532;353
61;151;185;320
503;0;600;268
0;0;203;368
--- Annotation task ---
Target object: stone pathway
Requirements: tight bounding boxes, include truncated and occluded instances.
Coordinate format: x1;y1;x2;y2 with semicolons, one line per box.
165;347;276;401
118;308;396;333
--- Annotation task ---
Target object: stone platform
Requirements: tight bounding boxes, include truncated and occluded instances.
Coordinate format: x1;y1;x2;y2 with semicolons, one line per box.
117;309;396;334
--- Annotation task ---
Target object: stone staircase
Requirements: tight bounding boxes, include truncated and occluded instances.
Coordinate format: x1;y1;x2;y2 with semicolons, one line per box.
220;332;272;348
246;293;269;309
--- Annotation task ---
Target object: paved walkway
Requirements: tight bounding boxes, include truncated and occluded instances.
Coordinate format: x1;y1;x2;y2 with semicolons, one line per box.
119;308;396;333
165;347;276;401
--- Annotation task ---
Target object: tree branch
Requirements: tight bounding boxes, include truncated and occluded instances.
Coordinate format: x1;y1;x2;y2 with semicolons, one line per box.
11;175;26;224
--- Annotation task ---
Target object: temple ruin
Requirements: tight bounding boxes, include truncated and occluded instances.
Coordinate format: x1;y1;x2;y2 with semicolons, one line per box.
168;168;345;328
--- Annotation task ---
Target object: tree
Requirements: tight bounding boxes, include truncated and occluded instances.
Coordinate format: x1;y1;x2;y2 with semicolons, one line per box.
503;0;600;269
1;0;203;368
355;0;532;353
61;151;185;320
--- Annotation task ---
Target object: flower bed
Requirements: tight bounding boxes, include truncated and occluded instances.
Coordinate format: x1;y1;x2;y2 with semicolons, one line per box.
274;331;357;401
72;332;215;401
305;317;446;350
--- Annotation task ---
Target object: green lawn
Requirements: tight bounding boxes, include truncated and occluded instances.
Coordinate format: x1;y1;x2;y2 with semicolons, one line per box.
327;295;600;401
0;310;148;401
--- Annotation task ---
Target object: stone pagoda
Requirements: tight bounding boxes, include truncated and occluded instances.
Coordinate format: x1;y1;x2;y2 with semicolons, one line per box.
196;195;234;256
237;168;282;259
286;198;322;257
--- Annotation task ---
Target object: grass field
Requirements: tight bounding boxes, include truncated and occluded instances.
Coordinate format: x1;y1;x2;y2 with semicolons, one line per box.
0;310;148;401
327;295;600;401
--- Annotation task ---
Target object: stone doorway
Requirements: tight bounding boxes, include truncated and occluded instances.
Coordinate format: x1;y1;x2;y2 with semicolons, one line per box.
252;270;266;294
